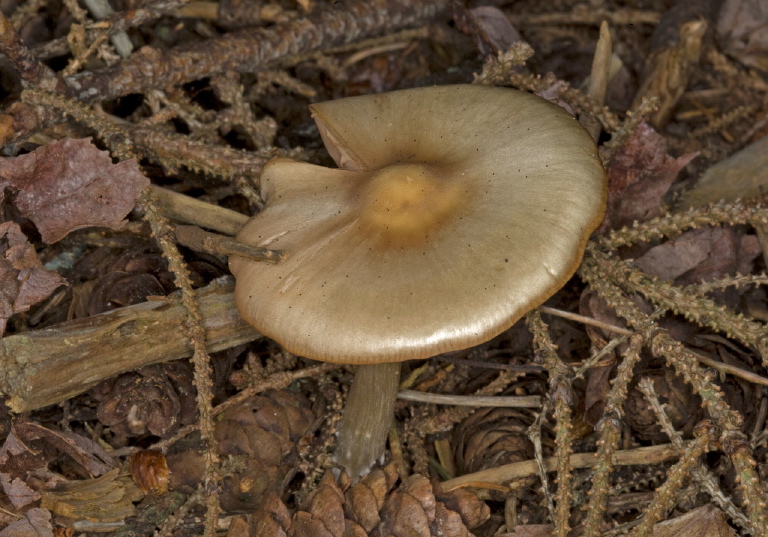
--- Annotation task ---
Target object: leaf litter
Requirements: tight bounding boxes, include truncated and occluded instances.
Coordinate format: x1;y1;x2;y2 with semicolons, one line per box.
0;0;768;535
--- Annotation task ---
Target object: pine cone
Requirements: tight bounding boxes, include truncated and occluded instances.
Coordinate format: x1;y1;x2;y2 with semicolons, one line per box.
87;247;175;315
453;407;534;474
87;246;227;315
251;464;489;537
625;366;703;442
168;390;316;512
93;363;197;441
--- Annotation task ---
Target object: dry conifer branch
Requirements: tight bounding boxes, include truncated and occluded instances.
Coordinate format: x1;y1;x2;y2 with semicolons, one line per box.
630;421;717;537
17;84;224;531
18;89;301;181
527;311;574;537
21;88;135;161
507;71;621;132
598;200;768;251
138;191;222;535
133;127;304;182
638;378;754;534
580;258;768;534
600;97;660;163
691;104;760;139
691;273;768;294
528;404;556;521
590;250;768;362
175;225;284;263
0;13;69;94
583;335;644;537
472;42;536;86
65;0;451;103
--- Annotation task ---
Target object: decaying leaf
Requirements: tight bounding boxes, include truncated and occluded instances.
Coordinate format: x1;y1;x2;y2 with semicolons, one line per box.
0;138;149;243
678;133;768;208
40;468;143;523
0;222;65;336
648;504;736;536
718;0;768;72
600;122;696;231
0;472;40;509
0;507;53;537
633;226;760;286
454;6;522;56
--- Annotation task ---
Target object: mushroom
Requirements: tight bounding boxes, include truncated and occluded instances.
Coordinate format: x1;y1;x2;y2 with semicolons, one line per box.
229;85;606;477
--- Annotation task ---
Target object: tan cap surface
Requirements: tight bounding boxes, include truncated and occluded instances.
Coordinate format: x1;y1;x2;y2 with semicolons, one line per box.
230;85;606;363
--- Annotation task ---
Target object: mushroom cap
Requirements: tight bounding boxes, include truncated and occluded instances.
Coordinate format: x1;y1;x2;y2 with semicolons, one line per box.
230;85;606;364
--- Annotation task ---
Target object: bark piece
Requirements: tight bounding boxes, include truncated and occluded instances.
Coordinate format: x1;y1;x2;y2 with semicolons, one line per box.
0;278;259;412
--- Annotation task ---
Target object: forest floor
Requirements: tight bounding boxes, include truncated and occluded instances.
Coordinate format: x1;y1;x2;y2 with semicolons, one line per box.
0;0;767;536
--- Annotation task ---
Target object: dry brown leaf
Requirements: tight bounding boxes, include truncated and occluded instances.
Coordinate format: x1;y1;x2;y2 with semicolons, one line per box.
0;138;149;243
600;122;696;231
679;134;768;208
2;422;115;479
648;504;736;536
718;0;768;71
0;472;40;509
633;226;760;285
0;222;65;336
455;6;522;56
0;507;53;537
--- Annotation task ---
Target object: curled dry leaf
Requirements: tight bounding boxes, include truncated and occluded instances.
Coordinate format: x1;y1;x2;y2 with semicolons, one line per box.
0;422;115;480
0;221;65;336
0;138;149;243
600;122;696;232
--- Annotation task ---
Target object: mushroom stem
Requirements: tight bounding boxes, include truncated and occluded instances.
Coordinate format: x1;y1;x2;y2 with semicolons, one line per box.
336;361;401;478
